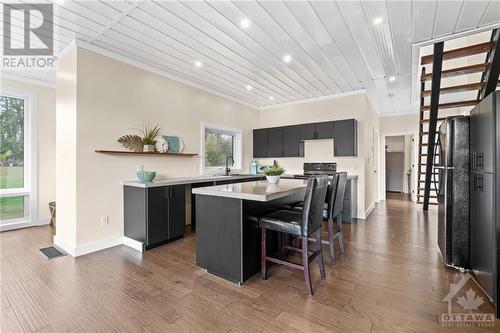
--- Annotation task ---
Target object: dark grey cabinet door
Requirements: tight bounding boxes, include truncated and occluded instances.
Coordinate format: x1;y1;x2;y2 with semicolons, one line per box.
470;106;480;171
315;121;334;139
253;129;268;158
477;98;495;173
267;127;283;157
168;185;186;239
334;119;357;156
298;123;316;141
147;187;169;246
282;125;301;157
470;173;495;297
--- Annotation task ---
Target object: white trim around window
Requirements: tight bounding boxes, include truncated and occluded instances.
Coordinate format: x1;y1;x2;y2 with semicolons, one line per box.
200;122;243;175
0;88;38;231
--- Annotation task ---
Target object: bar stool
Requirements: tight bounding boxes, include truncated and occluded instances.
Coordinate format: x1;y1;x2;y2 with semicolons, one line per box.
259;176;329;295
294;172;347;264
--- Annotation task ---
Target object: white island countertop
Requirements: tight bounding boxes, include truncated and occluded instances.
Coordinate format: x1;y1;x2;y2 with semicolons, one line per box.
192;179;308;202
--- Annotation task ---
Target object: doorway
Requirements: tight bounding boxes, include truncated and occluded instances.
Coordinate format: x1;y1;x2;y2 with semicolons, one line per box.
385;135;412;200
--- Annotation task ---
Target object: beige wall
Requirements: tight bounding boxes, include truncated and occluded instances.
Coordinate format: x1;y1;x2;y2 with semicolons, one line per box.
257;93;380;218
1;78;56;222
56;47;259;250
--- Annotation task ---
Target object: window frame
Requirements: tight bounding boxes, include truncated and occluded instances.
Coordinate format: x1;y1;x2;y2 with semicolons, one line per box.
200;122;243;175
0;88;37;231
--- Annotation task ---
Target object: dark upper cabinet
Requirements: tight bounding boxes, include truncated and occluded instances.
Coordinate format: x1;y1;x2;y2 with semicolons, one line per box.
253;129;268;158
252;118;357;158
282;125;302;157
298;123;316;141
334;119;357;156
267;127;283;157
315;121;335;140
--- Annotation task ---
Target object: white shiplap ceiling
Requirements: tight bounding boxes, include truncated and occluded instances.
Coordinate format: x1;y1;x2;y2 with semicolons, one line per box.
1;0;500;114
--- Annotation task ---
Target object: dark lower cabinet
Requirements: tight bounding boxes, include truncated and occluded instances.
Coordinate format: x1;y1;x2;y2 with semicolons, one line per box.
334;119;357;156
124;185;185;250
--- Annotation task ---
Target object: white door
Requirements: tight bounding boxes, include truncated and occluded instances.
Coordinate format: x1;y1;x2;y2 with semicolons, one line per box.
0;90;37;231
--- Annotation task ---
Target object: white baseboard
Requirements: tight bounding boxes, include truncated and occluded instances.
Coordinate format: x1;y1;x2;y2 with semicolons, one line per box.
122;236;144;252
54;235;123;257
53;234;76;257
364;203;376;219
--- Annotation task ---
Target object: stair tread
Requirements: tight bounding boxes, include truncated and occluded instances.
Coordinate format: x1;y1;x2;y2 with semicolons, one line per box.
421;63;489;81
420;99;479;111
421;41;494;65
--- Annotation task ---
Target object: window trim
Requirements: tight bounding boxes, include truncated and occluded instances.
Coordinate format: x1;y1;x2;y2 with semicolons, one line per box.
200;122;243;175
0;88;37;230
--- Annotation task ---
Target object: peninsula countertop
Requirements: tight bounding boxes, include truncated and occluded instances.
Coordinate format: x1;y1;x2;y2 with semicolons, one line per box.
123;174;264;188
191;179;308;202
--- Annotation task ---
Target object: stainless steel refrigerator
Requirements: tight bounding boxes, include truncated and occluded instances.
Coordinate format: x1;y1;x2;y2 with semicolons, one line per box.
435;116;470;270
470;91;499;317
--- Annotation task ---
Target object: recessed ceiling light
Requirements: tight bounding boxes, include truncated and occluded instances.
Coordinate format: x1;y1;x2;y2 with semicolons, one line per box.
194;61;203;68
268;96;274;100
373;17;383;25
388;76;396;82
246;85;253;91
240;19;250;29
283;54;292;63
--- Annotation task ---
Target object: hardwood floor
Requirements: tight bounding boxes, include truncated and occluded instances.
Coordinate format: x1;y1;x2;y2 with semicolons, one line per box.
1;195;498;332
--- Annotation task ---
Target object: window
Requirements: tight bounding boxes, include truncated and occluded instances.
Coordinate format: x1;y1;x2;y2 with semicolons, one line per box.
0;90;37;230
201;123;242;174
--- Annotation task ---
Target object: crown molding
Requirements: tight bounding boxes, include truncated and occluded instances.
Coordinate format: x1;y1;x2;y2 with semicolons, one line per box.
259;89;367;111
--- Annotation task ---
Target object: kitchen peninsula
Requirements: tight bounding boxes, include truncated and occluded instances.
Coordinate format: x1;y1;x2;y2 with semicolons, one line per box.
192;179;308;284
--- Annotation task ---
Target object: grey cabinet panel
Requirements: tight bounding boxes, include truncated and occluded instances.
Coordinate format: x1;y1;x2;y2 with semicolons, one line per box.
168;185;186;239
298;123;316;141
315;121;334;139
147;187;169;246
282;125;302;157
252;129;267;158
267;127;283;157
124;186;146;243
334;119;357;156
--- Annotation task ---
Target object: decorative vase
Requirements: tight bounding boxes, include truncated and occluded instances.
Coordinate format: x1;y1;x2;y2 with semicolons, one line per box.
143;144;155;152
266;175;280;184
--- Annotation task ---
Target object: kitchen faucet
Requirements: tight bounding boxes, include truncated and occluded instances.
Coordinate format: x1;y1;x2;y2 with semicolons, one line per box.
225;155;234;176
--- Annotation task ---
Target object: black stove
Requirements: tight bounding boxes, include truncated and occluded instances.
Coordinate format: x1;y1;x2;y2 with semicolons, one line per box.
293;163;337;179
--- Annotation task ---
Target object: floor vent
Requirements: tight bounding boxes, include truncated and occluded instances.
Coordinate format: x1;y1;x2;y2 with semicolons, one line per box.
38;246;66;260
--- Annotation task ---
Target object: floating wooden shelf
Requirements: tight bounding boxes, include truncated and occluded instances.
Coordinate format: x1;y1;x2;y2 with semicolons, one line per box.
95;150;197;156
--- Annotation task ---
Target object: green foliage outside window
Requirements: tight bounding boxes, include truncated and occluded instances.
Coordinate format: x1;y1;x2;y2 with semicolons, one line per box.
205;130;234;167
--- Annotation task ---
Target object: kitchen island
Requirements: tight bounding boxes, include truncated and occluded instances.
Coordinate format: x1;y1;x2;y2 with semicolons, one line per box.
192;179;307;284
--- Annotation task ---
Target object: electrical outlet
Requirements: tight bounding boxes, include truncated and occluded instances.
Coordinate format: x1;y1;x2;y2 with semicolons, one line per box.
100;216;109;226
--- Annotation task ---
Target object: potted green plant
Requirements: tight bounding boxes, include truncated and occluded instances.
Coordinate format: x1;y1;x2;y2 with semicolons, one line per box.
140;124;161;152
264;165;285;184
